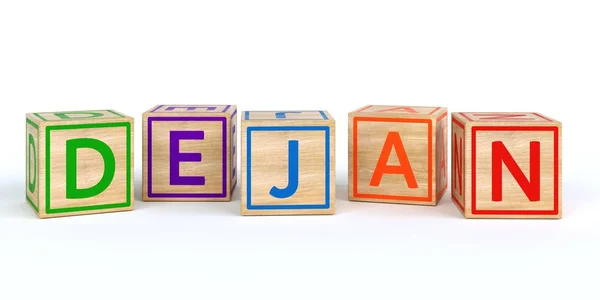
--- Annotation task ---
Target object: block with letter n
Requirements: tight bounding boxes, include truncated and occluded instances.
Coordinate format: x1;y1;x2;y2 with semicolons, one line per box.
451;112;562;219
348;105;448;205
25;110;134;218
142;105;238;201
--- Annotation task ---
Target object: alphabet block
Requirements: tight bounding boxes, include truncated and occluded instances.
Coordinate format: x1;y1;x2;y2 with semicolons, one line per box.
348;105;448;205
451;112;562;218
241;111;335;215
25;110;134;218
142;105;237;201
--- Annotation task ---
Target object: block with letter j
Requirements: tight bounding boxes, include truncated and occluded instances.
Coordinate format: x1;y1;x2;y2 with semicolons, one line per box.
142;105;238;201
241;110;335;215
25;110;134;218
451;112;562;218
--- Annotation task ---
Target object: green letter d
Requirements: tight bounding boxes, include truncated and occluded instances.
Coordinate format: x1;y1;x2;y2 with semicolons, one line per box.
66;138;116;199
28;134;37;193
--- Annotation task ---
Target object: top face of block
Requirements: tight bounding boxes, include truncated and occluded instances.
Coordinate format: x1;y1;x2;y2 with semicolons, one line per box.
454;112;558;124
28;110;129;123
147;105;236;114
243;110;333;121
351;105;445;118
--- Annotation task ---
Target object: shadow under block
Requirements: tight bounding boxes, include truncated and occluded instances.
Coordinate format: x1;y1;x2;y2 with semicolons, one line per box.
142;105;237;201
241;111;335;215
348;105;448;206
25;110;134;218
451;112;562;219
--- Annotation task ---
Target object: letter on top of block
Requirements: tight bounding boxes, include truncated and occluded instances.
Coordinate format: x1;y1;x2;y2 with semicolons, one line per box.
142;104;238;202
348;105;448;206
25;110;134;218
241;110;335;215
451;112;561;219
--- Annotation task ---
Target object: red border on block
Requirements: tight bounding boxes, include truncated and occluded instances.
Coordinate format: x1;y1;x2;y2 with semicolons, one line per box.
353;116;433;202
451;117;466;212
471;126;559;215
452;194;465;213
435;112;448;200
460;112;554;122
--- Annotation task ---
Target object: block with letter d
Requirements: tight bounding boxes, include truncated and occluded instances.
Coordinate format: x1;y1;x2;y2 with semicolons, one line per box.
349;105;448;205
241;110;335;215
142;105;238;201
451;112;562;218
25;110;134;218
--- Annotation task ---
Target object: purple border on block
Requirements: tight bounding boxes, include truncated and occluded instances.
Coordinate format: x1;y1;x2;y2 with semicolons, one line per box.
148;116;227;198
151;105;231;113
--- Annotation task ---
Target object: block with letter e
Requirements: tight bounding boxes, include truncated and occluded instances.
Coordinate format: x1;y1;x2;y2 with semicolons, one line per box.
349;105;448;205
143;105;238;201
25;110;134;218
241;110;335;215
451;112;562;218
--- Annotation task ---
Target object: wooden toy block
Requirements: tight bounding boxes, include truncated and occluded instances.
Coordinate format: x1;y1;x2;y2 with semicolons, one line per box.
25;110;134;218
142;105;237;201
348;105;448;205
451;112;562;219
241;111;335;215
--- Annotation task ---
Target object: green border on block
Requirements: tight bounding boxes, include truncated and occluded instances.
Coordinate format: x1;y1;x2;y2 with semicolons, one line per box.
26;118;40;212
26;195;39;212
33;110;126;122
45;122;131;214
33;113;47;121
27;118;39;129
108;110;126;117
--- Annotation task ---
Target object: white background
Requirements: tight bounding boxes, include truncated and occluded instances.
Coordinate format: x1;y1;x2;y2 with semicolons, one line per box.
1;1;599;299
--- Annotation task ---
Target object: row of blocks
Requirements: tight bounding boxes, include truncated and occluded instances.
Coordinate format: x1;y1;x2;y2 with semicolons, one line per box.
25;105;562;219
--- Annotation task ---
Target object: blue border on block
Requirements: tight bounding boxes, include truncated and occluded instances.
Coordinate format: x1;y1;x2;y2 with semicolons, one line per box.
244;111;329;120
246;126;330;210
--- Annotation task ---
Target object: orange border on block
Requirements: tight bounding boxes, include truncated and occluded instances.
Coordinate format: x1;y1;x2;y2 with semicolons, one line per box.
357;105;442;115
353;116;433;202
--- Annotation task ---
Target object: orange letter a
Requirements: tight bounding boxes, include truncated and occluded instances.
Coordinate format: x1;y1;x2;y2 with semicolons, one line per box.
370;132;418;188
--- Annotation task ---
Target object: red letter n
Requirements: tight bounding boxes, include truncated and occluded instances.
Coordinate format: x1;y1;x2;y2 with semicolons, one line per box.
452;134;463;196
491;141;541;201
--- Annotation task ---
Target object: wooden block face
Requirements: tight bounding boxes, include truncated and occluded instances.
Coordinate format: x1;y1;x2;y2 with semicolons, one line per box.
144;115;230;201
26;119;40;213
43;120;133;217
350;115;438;204
149;105;234;114
32;110;127;122
451;117;467;214
469;125;560;218
435;112;449;202
355;105;443;116
241;114;335;215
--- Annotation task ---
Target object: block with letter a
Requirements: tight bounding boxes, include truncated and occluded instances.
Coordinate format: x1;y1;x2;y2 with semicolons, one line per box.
349;105;448;205
451;112;562;219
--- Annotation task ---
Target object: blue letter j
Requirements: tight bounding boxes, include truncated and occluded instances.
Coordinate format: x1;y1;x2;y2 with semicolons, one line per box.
269;140;299;198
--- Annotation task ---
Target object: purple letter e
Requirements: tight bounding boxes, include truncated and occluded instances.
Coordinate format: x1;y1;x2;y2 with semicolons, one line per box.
170;131;205;185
